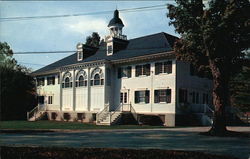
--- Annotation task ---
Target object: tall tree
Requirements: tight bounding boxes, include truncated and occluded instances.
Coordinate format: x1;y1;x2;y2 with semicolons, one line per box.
167;0;250;135
85;32;101;47
0;42;36;120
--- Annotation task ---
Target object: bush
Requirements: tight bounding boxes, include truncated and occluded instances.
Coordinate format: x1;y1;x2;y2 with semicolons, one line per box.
63;113;71;121
139;115;164;126
51;112;58;120
77;113;85;121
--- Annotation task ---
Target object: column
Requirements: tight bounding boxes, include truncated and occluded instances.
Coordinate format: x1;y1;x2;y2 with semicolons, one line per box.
73;69;76;111
87;67;91;111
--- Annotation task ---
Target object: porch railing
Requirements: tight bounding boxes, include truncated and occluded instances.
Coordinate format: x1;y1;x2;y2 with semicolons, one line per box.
130;104;138;122
27;104;47;121
96;104;110;123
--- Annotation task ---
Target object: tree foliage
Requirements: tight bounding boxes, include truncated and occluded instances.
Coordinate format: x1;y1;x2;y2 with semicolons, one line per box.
230;66;250;113
167;0;250;135
85;32;101;47
0;42;36;120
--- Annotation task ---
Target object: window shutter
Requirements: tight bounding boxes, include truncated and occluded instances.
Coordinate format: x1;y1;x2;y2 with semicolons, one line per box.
127;66;131;78
118;68;122;78
101;79;104;85
144;64;151;76
84;81;87;86
70;82;73;87
135;91;139;103
166;89;171;103
154;90;159;103
135;66;140;77
145;90;150;103
155;63;160;75
164;61;172;73
62;83;65;88
75;81;78;87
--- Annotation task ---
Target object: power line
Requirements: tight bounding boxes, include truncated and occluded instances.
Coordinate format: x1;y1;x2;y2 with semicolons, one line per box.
12;46;172;55
0;4;167;22
18;62;46;66
13;51;75;54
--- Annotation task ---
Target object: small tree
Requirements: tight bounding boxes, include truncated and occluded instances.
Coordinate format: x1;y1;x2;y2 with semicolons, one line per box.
85;32;101;47
167;0;250;135
0;42;36;120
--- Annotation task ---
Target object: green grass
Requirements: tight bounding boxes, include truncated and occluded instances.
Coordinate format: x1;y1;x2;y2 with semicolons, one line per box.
0;121;165;130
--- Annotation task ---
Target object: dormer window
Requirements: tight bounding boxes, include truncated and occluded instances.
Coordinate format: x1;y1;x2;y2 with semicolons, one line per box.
76;43;83;61
78;51;83;61
107;45;113;55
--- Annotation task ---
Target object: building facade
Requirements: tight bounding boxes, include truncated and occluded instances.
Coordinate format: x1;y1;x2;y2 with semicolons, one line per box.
29;10;213;126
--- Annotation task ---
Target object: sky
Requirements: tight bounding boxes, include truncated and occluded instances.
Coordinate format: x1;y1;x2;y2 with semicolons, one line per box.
0;1;178;71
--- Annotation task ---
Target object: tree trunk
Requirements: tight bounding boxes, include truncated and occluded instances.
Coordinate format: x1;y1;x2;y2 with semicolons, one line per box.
208;60;230;136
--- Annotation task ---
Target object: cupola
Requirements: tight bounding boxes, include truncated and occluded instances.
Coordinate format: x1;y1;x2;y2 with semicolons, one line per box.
105;10;128;56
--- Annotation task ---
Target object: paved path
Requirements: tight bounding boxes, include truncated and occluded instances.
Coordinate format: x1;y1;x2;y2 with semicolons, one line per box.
0;127;249;159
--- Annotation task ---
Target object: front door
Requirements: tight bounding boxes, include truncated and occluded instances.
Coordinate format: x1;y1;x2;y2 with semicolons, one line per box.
120;90;130;111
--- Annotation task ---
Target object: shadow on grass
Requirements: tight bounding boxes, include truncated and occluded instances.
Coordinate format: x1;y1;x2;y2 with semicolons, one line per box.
1;146;240;159
200;130;250;138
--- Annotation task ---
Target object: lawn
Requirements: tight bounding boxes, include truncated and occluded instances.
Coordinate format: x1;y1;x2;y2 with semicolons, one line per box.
0;120;165;130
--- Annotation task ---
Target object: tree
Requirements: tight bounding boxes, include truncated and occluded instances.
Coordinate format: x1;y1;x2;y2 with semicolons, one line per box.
230;65;250;113
0;42;36;120
167;0;250;135
85;32;101;47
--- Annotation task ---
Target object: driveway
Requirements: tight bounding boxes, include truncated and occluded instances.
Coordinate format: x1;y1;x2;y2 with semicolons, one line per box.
0;127;249;159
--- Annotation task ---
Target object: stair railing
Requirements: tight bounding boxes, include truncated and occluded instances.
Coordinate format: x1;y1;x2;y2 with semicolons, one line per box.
130;104;138;121
110;103;123;123
96;104;110;123
27;105;40;120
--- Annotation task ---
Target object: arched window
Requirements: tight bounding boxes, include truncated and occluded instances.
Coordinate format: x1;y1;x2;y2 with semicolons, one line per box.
62;72;72;88
75;70;87;87
94;74;100;85
65;77;70;88
90;67;104;86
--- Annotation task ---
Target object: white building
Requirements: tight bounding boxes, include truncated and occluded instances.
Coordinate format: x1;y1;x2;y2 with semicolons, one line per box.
28;10;213;126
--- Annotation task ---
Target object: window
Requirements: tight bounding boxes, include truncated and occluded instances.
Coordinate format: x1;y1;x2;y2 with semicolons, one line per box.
179;89;188;103
155;61;172;75
94;74;100;85
76;75;87;87
90;68;104;86
64;77;71;88
48;96;53;104
135;90;150;103
62;72;72;88
37;78;45;86
78;51;83;61
154;89;171;103
107;45;112;54
120;92;128;104
202;93;209;104
191;92;196;103
47;76;55;85
120;93;123;103
118;66;132;78
38;96;44;104
58;75;60;84
135;64;150;77
196;92;199;104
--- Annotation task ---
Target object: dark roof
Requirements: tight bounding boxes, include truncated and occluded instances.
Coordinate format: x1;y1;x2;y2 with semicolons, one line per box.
108;10;124;27
32;32;178;75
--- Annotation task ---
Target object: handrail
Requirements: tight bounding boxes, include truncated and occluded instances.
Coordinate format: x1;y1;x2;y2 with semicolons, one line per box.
27;105;39;120
130;104;138;122
96;104;110;123
110;103;123;123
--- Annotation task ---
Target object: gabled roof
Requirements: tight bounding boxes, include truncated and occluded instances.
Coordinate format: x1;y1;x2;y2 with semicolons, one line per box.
32;32;178;76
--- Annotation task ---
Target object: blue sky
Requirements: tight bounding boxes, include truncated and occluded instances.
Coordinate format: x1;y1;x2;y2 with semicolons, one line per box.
0;1;178;71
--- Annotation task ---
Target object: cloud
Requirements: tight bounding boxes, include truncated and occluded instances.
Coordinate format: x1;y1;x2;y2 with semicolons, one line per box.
65;17;108;37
